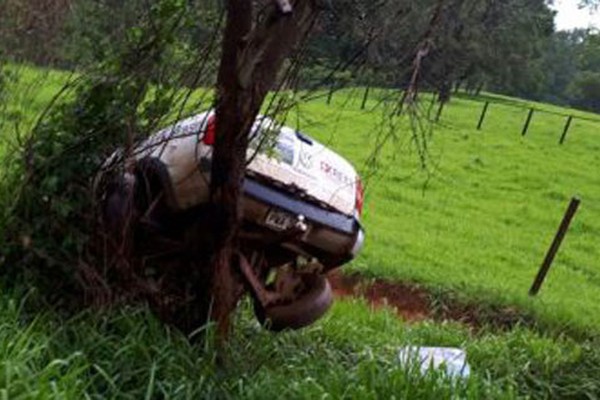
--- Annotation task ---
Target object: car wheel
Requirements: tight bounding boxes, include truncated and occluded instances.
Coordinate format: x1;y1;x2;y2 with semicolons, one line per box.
102;177;136;238
101;166;164;240
253;274;333;331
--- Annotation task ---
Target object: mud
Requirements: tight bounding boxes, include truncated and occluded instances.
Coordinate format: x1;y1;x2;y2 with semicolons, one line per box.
327;271;534;330
327;271;431;322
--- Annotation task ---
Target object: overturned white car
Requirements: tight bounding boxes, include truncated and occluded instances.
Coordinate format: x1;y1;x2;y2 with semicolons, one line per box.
97;111;365;330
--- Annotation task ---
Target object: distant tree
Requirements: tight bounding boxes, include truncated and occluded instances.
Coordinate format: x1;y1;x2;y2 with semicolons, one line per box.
568;70;600;111
578;31;600;71
61;0;220;72
0;0;73;66
538;30;585;104
564;31;600;111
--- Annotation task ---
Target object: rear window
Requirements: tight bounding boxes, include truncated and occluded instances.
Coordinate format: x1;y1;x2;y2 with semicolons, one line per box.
249;118;294;165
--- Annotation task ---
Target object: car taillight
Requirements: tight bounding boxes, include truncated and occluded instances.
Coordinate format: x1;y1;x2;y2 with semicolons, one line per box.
203;115;216;145
355;177;364;217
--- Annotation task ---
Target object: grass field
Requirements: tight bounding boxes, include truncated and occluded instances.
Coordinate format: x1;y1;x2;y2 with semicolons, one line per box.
2;288;599;399
3;65;600;398
290;87;600;336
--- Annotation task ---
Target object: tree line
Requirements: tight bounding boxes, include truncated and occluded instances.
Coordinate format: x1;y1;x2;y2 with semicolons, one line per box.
1;0;599;109
1;0;599;111
309;0;600;112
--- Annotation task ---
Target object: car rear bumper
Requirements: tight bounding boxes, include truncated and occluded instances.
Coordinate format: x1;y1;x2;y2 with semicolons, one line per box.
243;178;365;267
133;157;364;267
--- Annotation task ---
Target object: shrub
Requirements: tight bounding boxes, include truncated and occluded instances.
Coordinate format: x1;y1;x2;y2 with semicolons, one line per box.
0;0;214;310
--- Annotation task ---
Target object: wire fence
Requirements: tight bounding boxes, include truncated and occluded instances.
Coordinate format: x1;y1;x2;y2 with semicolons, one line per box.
321;84;600;146
470;99;600;145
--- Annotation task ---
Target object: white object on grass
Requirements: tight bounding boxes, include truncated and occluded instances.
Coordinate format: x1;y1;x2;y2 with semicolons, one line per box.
398;346;471;379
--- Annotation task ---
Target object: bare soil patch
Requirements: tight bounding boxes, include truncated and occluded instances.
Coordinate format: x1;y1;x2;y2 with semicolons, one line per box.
327;271;535;330
328;271;430;322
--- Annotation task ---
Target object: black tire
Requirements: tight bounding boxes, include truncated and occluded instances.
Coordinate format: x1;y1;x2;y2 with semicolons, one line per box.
254;274;333;331
102;178;136;238
101;166;165;242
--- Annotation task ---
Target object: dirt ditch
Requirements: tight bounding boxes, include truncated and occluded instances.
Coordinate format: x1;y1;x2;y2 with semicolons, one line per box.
327;271;535;330
328;271;431;322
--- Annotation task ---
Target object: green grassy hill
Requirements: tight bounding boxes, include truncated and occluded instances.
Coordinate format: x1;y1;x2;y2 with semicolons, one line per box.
293;87;600;335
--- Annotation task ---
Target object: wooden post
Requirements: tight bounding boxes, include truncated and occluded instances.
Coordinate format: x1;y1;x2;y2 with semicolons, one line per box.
476;101;489;130
326;83;334;105
435;101;445;122
361;86;370;110
521;108;535;136
529;197;581;296
559;115;573;145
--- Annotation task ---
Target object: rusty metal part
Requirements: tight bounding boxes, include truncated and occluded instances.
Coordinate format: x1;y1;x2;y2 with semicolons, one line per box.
274;265;305;303
253;274;333;331
238;251;324;309
299;260;324;275
238;254;280;307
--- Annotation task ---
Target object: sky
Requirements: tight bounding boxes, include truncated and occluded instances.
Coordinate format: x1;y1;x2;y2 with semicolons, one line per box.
552;0;600;30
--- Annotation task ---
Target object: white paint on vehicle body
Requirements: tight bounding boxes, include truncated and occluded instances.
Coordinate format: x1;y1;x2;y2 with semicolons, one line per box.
130;111;359;216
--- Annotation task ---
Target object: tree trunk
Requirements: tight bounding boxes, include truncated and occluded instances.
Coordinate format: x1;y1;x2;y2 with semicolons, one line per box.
209;0;318;339
438;80;451;103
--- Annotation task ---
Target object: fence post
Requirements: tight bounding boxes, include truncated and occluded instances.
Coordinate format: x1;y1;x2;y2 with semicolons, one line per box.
521;108;535;136
476;101;490;130
361;86;370;110
326;83;334;105
435;101;445;122
529;197;581;296
559;115;574;145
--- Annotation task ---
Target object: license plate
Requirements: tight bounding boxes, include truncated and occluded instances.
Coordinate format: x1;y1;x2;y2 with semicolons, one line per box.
265;209;295;231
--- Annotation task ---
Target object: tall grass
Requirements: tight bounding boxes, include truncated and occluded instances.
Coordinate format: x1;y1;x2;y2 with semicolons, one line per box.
0;287;599;399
